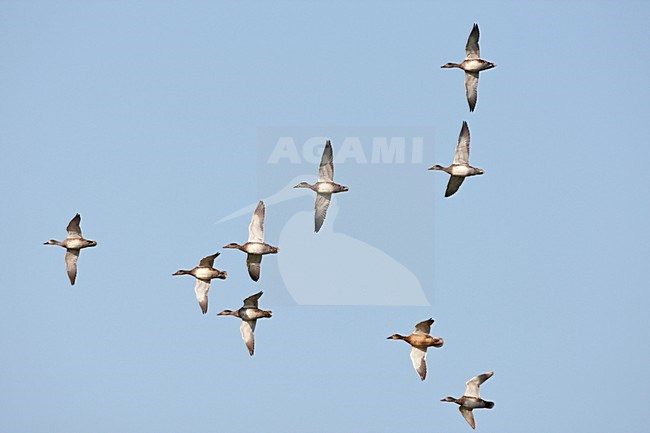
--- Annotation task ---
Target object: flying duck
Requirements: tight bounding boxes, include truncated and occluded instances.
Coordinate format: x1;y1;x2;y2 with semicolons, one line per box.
217;291;272;356
387;318;444;381
294;140;349;232
172;252;227;314
441;372;495;429
441;23;496;112
223;200;279;282
44;213;97;285
428;121;484;197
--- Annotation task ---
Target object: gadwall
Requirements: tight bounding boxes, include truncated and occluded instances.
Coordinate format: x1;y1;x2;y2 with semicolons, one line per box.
172;252;227;314
44;213;97;285
441;24;496;112
429;121;484;197
217;291;272;356
223;200;278;282
441;372;495;429
387;318;444;381
294;140;349;232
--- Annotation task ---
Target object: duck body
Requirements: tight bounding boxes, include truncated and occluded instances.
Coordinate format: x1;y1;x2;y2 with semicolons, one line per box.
238;307;273;321
433;164;483;177
446;59;495;73
225;241;278;256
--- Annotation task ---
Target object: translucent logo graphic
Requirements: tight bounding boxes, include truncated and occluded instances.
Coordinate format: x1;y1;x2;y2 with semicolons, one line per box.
217;127;435;306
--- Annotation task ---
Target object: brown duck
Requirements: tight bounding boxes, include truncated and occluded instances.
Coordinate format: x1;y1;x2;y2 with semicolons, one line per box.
387;318;444;381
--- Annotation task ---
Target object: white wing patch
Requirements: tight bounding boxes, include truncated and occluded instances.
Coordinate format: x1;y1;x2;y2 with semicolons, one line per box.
409;346;428;381
318;141;334;182
194;279;211;314
465;372;493;398
65;249;79;285
464;72;479;112
314;193;332;233
240;319;257;356
248;201;265;243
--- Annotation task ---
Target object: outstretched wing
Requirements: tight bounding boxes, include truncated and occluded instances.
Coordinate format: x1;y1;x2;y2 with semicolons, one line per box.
445;176;465;197
465;23;480;60
199;252;220;268
413;318;434;335
65;249;79;285
465;372;494;398
242;291;263;309
248;201;265;243
409;347;428;381
453;121;471;165
246;254;262;282
314;193;332;233
318;140;334;182
66;214;82;239
464;72;479;112
194;279;210;314
460;407;476;429
240;320;257;356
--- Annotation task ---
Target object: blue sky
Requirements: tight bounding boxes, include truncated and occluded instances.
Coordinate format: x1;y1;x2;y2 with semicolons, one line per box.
1;1;648;432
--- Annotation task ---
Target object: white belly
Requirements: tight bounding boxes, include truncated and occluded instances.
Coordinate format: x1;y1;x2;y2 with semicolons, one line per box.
194;268;215;280
246;243;267;254
314;182;336;194
451;165;472;176
462;59;485;72
65;239;86;249
462;398;484;409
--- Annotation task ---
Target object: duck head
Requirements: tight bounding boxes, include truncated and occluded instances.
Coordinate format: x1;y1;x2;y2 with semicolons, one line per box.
44;239;61;246
86;240;98;247
428;164;446;171
172;270;190;276
217;309;237;317
441;397;458;403
386;334;406;340
441;62;460;69
222;243;243;250
476;168;485;175
293;182;313;189
339;185;349;192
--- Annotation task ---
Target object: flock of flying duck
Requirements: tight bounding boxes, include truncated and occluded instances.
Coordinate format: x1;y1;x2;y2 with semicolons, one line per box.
44;24;496;430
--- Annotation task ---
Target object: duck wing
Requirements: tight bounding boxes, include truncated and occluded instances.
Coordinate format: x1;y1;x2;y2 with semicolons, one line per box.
465;372;493;398
464;72;479;112
459;407;476;429
409;346;427;381
248;201;265;243
65;249;79;285
465;23;480;60
454;121;471;164
413;318;434;335
240;319;257;356
198;252;219;268
314;193;332;233
246;254;262;282
242;291;263;308
445;176;465;198
318;140;334;182
194;279;210;314
66;213;83;239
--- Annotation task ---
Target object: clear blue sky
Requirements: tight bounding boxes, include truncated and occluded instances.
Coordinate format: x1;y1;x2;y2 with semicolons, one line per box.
1;1;648;432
